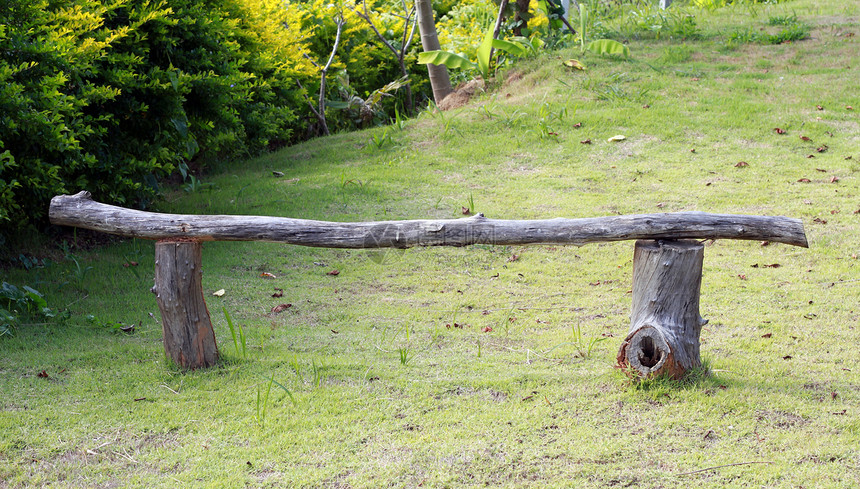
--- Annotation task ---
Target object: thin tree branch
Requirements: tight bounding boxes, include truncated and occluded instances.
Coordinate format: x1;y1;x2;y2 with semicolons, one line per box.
358;0;401;59
403;7;418;53
302;52;320;69
402;7;417;53
544;0;578;34
295;80;322;120
322;16;344;74
315;15;344;136
489;0;509;62
296;15;343;136
677;461;773;476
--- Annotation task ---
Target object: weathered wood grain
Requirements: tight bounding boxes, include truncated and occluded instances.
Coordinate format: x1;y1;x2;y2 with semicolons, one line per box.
153;241;218;369
50;191;809;247
617;240;707;379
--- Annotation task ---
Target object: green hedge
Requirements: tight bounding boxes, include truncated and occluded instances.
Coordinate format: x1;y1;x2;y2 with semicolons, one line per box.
0;0;314;243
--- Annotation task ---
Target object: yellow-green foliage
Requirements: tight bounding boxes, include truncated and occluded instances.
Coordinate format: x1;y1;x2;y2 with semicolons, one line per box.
0;0;317;241
436;0;552;62
291;0;422;127
236;0;317;79
436;0;496;57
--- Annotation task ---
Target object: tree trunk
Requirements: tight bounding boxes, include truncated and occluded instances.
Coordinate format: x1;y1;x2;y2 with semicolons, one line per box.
513;0;531;36
50;191;809;248
399;59;415;116
153;240;218;369
488;0;509;63
415;0;452;104
617;240;707;380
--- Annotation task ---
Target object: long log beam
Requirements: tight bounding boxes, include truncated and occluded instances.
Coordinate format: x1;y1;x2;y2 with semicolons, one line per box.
50;191;808;248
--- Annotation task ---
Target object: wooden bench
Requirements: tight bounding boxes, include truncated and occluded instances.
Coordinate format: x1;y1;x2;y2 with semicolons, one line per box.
50;191;807;379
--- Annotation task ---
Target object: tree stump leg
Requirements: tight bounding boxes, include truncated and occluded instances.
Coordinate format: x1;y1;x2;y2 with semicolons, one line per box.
152;240;218;369
617;240;707;380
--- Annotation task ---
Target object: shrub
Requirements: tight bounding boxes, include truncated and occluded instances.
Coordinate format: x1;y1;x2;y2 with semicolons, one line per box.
0;281;64;337
0;0;315;245
585;2;701;41
726;17;809;47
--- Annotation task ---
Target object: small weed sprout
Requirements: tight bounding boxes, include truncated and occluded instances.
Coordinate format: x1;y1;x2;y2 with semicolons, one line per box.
255;374;274;427
182;175;215;193
499;107;525;127
430;323;443;344
546;324;606;359
256;373;296;411
289;354;302;379
398;346;411;365
768;13;799;26
441;117;460;138
570;324;605;358
311;358;328;388
369;128;392;149
499;305;517;337
222;307;247;360
477;102;498;119
392;106;407;130
462;193;476;215
423;99;440;118
340;172;367;190
63;251;93;290
398;326;413;365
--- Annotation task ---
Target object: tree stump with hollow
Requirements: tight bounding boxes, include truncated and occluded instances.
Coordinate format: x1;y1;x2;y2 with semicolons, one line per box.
617;240;708;380
152;240;218;369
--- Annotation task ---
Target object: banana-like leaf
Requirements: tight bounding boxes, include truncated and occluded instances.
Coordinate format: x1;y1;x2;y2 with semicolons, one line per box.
587;39;630;58
366;75;410;106
418;50;477;70
511;35;544;55
476;28;494;79
579;4;588;53
492;38;529;57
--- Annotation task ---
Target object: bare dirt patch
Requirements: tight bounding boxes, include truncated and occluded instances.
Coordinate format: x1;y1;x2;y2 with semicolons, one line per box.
756;409;808;429
439;79;486;111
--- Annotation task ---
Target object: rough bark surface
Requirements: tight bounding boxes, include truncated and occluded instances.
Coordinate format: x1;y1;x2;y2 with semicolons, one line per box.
153;240;218;369
50;191;809;248
415;0;452;104
617;240;707;380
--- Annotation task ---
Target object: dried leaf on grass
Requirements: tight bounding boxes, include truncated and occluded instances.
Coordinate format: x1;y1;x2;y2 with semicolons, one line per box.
563;59;586;70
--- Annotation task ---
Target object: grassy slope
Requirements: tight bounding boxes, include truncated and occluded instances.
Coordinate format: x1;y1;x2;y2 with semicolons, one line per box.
2;1;859;487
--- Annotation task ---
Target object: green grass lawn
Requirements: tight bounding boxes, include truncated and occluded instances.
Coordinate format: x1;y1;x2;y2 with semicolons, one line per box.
2;0;859;487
